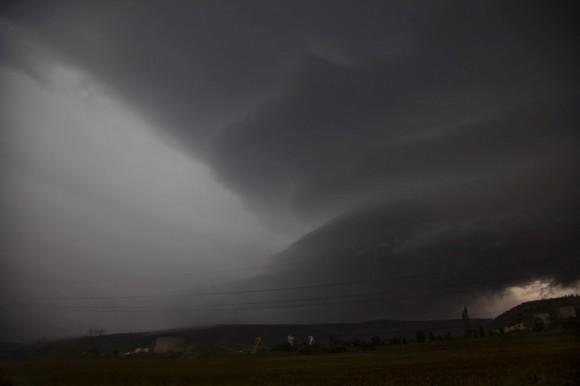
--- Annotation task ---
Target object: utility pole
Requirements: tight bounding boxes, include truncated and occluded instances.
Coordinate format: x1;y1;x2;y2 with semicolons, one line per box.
398;318;404;357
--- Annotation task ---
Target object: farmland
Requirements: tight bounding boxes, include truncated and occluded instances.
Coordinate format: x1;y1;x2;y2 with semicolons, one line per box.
1;328;578;385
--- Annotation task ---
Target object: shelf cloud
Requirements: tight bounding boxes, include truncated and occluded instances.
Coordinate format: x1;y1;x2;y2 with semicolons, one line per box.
1;0;579;340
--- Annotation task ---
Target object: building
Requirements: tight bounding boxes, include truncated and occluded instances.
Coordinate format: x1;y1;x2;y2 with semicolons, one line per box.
534;313;550;325
502;322;527;333
555;306;577;319
153;337;185;355
287;335;295;347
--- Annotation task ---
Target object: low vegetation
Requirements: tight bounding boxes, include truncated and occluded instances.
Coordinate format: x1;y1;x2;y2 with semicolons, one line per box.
1;328;578;385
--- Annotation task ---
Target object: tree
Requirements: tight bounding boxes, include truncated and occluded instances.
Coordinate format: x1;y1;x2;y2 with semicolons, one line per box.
533;318;545;332
428;331;436;342
415;330;426;343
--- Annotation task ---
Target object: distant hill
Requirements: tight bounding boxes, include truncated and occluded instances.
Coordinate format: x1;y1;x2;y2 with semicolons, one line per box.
22;318;491;357
0;341;26;358
491;295;580;329
9;296;580;358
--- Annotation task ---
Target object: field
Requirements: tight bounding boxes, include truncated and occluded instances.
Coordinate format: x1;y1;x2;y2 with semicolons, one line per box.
1;329;578;386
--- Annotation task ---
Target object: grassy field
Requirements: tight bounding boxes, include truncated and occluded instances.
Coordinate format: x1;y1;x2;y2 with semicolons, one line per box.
1;329;578;386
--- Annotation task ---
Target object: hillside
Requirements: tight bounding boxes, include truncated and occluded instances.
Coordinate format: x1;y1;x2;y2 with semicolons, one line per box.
491;295;580;329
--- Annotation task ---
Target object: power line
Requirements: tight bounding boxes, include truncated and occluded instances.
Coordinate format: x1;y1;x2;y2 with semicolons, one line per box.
28;270;579;313
39;269;576;310
60;224;576;284
24;254;574;301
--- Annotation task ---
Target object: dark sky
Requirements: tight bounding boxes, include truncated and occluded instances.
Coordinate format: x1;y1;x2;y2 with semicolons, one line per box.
1;1;579;341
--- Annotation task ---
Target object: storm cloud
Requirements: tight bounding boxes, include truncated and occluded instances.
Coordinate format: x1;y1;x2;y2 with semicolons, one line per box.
1;1;579;340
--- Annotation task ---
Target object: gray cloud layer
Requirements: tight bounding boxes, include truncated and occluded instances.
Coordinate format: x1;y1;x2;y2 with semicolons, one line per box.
6;1;577;221
1;0;579;339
